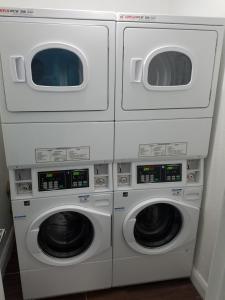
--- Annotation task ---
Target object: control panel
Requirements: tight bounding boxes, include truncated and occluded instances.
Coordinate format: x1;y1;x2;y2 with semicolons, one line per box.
38;169;89;191
137;164;182;184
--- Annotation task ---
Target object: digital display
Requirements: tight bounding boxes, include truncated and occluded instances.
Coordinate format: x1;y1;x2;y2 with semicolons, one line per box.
38;169;89;191
137;164;182;184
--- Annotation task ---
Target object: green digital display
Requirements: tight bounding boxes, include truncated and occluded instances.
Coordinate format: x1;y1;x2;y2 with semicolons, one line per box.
166;166;173;170
46;173;53;178
73;171;80;176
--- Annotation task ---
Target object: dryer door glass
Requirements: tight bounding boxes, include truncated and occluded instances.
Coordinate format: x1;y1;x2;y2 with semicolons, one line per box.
134;203;182;248
32;48;83;87
148;51;192;86
38;211;94;258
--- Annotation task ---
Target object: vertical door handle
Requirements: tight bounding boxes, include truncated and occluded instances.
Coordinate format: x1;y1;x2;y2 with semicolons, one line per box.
130;58;143;83
10;56;26;82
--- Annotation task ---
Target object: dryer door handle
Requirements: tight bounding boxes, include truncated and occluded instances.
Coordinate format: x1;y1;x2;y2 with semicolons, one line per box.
10;56;26;82
124;218;136;243
130;58;143;83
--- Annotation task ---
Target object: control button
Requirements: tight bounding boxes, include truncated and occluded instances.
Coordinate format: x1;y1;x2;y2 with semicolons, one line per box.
172;176;176;181
120;176;128;184
146;175;150;182
167;176;171;181
43;182;48;189
141;175;145;183
78;181;83;187
96;177;105;185
54;181;58;188
72;182;78;187
48;181;53;189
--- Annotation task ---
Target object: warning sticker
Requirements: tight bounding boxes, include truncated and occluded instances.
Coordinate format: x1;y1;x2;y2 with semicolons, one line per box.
35;146;90;163
139;142;187;158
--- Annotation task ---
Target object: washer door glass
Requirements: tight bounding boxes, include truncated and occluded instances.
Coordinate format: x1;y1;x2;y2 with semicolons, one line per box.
134;203;182;248
38;211;94;258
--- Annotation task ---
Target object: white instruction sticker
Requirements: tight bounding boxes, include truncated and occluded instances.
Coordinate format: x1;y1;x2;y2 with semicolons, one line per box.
166;143;187;156
139;142;187;158
139;144;166;157
51;149;67;162
35;149;52;163
35;146;90;163
67;147;90;161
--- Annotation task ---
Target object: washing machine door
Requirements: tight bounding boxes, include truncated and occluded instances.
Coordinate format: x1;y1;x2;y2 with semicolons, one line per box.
123;198;199;255
26;205;111;266
122;27;217;111
0;21;109;112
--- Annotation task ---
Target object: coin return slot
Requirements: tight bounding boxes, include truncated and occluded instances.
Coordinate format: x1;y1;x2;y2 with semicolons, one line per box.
94;164;109;190
187;160;201;184
117;163;131;187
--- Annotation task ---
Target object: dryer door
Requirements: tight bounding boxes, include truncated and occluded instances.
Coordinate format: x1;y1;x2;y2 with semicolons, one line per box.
122;27;217;110
26;205;111;266
123;198;199;255
0;21;109;112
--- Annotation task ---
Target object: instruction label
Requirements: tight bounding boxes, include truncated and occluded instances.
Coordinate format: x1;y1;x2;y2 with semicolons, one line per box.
35;146;90;163
139;142;187;158
0;7;34;16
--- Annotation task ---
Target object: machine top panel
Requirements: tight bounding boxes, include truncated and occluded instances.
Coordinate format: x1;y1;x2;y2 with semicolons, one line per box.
0;2;224;25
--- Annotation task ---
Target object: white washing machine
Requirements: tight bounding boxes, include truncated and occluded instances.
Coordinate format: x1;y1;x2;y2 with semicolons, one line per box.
113;159;203;287
11;163;113;299
115;13;224;121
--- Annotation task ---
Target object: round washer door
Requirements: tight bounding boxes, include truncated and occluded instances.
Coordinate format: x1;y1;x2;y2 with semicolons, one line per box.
123;198;199;255
26;205;111;266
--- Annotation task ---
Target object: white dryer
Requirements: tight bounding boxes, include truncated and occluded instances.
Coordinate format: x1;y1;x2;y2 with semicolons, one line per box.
11;164;113;299
115;13;224;121
114;13;224;166
113;160;203;287
0;8;115;123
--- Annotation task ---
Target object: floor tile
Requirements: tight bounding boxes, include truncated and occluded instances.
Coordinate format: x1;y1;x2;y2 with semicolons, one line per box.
3;273;23;300
87;288;128;300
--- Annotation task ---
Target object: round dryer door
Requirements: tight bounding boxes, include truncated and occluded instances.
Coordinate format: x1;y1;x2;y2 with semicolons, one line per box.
123;198;199;255
27;205;111;266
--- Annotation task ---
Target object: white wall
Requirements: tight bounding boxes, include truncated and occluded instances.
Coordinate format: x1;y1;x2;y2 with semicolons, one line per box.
0;0;170;13
167;1;225;296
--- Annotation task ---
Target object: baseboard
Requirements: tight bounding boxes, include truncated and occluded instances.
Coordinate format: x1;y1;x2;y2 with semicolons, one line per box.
191;267;208;298
0;227;14;275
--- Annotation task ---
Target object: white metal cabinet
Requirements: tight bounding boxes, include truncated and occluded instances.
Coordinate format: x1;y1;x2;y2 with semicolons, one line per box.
0;21;108;112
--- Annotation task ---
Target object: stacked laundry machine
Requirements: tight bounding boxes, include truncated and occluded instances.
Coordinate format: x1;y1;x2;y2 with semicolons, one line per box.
0;3;224;300
113;13;224;287
0;7;116;300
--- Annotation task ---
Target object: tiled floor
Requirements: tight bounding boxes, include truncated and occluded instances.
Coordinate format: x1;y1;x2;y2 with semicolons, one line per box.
3;246;202;300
